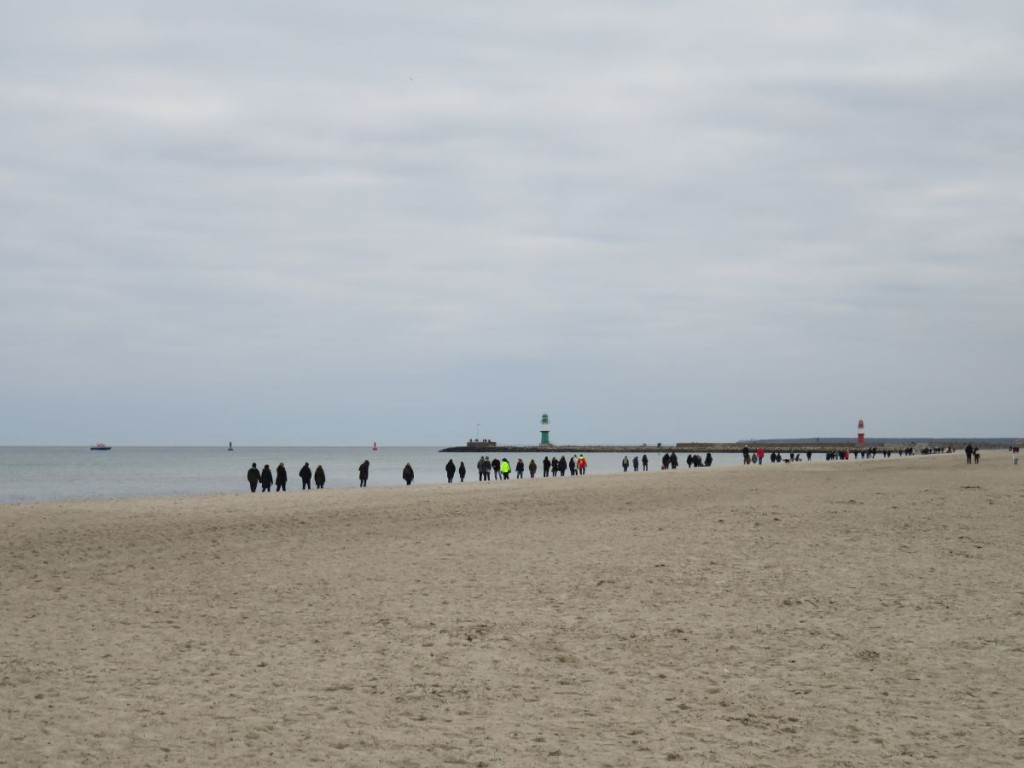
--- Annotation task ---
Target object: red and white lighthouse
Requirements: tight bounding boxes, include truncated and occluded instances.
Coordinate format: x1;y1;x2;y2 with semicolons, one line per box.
857;419;865;445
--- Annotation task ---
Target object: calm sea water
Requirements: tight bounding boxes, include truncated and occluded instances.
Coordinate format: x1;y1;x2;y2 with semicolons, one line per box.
0;446;746;504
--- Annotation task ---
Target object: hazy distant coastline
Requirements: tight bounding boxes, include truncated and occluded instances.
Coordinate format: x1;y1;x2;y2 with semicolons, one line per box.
442;437;1022;453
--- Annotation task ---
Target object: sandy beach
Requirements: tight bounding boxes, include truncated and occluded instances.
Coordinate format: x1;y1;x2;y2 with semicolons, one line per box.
2;453;1022;766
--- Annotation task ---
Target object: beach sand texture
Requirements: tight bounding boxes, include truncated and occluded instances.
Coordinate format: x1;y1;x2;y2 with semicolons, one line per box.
2;454;1023;766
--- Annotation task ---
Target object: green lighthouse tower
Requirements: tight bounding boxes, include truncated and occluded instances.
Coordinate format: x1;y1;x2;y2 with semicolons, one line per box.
540;413;551;445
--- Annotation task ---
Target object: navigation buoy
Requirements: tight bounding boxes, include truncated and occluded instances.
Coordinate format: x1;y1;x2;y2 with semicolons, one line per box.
372;441;378;451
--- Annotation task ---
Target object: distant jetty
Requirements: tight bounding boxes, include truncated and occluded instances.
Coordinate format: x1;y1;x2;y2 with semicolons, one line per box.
441;438;1019;454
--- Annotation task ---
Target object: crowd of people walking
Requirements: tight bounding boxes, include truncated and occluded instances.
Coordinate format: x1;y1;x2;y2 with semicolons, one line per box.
245;442;966;493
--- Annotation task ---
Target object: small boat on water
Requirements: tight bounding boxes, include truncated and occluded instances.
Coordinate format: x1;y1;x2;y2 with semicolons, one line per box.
228;441;234;451
90;442;112;451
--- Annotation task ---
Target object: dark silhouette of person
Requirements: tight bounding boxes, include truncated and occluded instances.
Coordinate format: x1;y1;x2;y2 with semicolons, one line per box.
705;452;713;467
358;459;370;487
458;461;466;482
558;455;567;476
632;456;639;471
516;458;525;479
299;462;312;490
965;444;974;464
403;463;415;485
247;462;260;493
314;465;326;489
622;456;629;472
642;454;648;471
445;458;457;483
477;456;488;481
529;458;537;478
492;457;501;479
543;456;551;477
260;464;273;492
275;462;287;492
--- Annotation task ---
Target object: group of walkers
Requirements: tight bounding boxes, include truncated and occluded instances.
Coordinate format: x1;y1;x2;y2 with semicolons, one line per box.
248;442;976;493
246;458;417;491
246;462;326;492
470;454;592;480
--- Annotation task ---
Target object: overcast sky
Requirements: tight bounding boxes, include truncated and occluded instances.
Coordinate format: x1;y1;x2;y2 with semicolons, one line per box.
2;2;1022;446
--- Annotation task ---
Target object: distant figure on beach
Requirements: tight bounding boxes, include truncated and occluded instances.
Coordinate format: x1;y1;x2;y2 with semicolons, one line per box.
314;465;326;489
965;444;974;464
477;456;488;481
543;456;551;477
756;447;765;465
275;462;288;492
358;459;370;487
642;454;648;471
260;464;273;492
515;458;524;479
569;456;577;476
529;458;537;478
458;461;466;482
705;452;713;467
492;457;501;480
742;446;750;465
974;449;981;464
500;458;511;480
299;462;312;490
445;458;457;483
558;455;568;476
247;462;260;493
402;463;415;485
633;456;639;471
577;454;587;475
622;456;629;472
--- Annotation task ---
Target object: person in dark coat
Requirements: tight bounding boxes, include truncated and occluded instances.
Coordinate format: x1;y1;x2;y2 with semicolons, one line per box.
622;456;629;472
491;457;501;480
529;459;537;478
642;454;649;471
358;460;370;487
402;463;414;485
299;462;312;490
314;465;326;489
445;458;457;483
542;456;551;477
515;458;525;479
260;464;273;492
275;462;287;491
458;461;466;482
247;462;260;492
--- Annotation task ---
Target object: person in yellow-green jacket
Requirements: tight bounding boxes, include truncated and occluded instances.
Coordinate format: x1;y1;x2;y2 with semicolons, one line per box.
500;458;511;480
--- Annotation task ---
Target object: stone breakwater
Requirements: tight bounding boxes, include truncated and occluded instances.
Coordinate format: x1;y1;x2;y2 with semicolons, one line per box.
441;443;893;454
